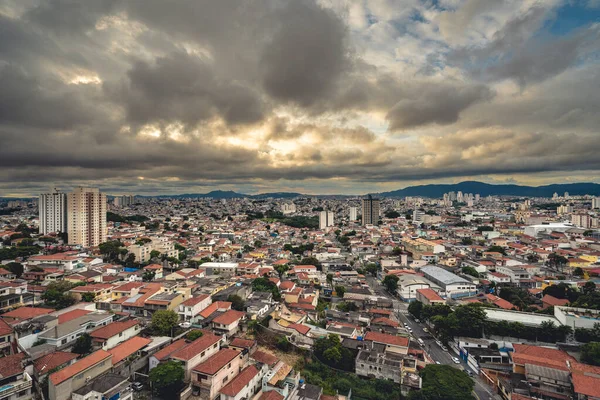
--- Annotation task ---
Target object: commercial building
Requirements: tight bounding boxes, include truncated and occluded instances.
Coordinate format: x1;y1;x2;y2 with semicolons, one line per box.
419;266;477;299
39;190;67;235
362;195;380;225
319;211;334;229
67;187;107;247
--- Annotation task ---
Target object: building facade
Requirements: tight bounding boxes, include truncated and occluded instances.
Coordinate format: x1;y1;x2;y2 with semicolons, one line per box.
67;187;107;247
39;191;67;235
362;195;380;225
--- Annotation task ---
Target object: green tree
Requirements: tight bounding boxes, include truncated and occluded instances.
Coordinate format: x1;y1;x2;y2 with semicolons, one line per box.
42;281;76;309
461;266;479;278
81;292;96;302
227;295;245;311
326;273;334;287
72;333;93;355
98;240;123;262
149;361;185;397
299;257;321;271
4;262;23;278
365;263;379;276
583;281;597;295
151;310;179;336
382;274;400;294
581;342;600;366
410;364;475;400
186;330;204;341
486;245;506;255
143;270;156;282
573;267;584;277
275;264;289;278
335;285;346;298
408;300;423;319
276;336;292;351
150;250;161;259
461;238;473;245
384;210;400;218
323;347;342;364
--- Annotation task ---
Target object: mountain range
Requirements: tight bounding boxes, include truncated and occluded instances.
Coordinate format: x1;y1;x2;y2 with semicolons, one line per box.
3;181;600;200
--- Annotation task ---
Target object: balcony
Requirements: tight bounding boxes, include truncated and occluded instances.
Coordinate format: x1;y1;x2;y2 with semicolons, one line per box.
0;372;32;400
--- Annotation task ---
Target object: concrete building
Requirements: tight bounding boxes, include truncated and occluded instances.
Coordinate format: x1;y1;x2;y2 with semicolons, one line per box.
192;348;243;400
419;266;477;299
415;288;445;305
555;306;600;329
593;197;600;209
112;195;135;207
48;350;112;400
349;206;358;221
319;211;334;229
67;187;107;247
39;190;67;235
362;195;380;225
281;203;296;215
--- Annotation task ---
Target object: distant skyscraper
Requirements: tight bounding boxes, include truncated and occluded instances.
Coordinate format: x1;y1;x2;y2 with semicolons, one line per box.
362;195;380;225
67;187;107;247
349;206;358;221
564;192;570;199
593;197;600;209
412;209;425;223
39;190;67;235
113;195;135;207
319;211;334;229
457;191;463;203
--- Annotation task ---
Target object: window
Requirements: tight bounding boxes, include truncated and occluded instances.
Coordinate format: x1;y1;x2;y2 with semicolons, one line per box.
222;376;229;384
18;389;28;397
0;337;5;343
75;373;84;380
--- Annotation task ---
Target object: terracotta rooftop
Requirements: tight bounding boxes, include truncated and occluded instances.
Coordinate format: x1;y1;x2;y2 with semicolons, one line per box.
181;294;210;307
416;288;444;302
90;319;138;340
50;350;112;385
219;365;259;397
251;350;278;367
34;351;78;375
152;339;188;361
365;331;409;347
0;318;14;336
0;353;25;378
229;338;256;349
171;333;221;361
212;310;245;326
108;336;152;364
58;309;92;324
2;307;53;320
258;391;284;400
200;301;232;319
193;348;240;375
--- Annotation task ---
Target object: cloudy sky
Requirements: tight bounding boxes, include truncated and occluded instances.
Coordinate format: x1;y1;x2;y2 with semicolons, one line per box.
1;0;599;196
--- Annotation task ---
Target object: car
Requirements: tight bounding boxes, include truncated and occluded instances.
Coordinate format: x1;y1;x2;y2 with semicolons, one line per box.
423;327;429;333
441;345;448;351
407;327;413;333
435;361;441;365
452;357;460;364
131;382;144;391
415;319;420;323
435;340;442;346
179;322;191;328
467;371;474;377
404;323;409;327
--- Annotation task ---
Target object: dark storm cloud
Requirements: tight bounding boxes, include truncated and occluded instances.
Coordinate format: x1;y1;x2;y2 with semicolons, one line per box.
110;51;266;126
260;0;349;107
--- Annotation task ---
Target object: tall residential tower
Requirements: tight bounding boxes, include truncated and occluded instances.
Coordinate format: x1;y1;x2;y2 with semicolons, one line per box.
39;190;67;235
67;187;107;247
362;195;380;225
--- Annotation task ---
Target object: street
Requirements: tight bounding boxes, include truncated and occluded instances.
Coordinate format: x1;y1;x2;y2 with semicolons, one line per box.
366;276;499;400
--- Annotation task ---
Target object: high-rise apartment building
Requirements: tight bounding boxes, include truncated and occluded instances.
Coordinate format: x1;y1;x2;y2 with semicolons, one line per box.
592;197;600;210
319;211;334;229
39;190;67;235
362;195;380;225
67;187;107;247
113;195;135;207
349;206;358;221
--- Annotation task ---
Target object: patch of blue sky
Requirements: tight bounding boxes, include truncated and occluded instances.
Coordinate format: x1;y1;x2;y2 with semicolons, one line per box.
546;1;600;36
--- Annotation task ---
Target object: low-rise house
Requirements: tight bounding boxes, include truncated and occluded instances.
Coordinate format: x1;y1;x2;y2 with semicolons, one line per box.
33;351;79;381
211;310;245;337
0;353;33;400
72;373;132;400
178;294;212;322
38;313;113;348
364;332;409;355
170;333;224;379
108;336;152;371
49;350;113;400
143;264;164;279
148;338;189;371
219;364;264;400
192;348;242;400
144;292;184;315
69;284;113;302
89;319;140;350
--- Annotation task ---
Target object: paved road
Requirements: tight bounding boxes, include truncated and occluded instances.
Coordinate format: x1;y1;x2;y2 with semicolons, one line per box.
366;276;499;400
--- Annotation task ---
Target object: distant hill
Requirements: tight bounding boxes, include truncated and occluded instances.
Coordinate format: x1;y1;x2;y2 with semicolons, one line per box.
249;192;304;199
375;181;600;198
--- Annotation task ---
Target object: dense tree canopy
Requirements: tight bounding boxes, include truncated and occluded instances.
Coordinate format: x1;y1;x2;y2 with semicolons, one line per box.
151;310;179;336
409;364;475;400
149;361;185;396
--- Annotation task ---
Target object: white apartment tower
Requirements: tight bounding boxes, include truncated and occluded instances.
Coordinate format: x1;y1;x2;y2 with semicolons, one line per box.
39;190;67;235
319;211;334;229
592;197;600;209
349;206;358;221
67;187;107;247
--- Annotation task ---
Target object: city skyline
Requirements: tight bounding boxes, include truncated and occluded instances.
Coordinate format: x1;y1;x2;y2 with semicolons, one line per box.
1;1;600;196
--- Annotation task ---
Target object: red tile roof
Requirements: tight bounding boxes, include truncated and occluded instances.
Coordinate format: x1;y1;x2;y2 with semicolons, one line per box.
34;352;78;375
365;331;409;347
229;338;256;349
152;339;189;361
0;353;25;378
220;365;259;397
571;373;600;398
2;307;53;320
541;294;570;307
181;294;210;307
193;348;239;375
288;323;311;335
58;309;92;324
251;350;278;367
416;288;444;302
212;310;245;326
171;333;221;361
90;320;138;340
200;301;232;319
50;350;112;385
108;336;152;364
371;317;400;327
0;318;13;336
258;391;284;400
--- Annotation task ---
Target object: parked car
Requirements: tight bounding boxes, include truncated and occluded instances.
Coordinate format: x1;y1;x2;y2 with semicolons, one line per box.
423;327;428;333
131;382;144;391
179;322;191;328
452;357;460;364
441;345;448;351
435;361;441;365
